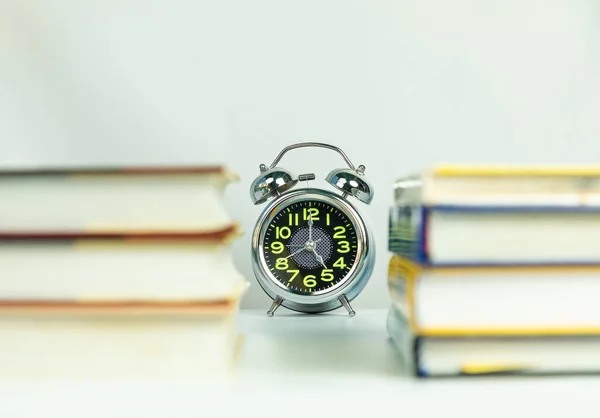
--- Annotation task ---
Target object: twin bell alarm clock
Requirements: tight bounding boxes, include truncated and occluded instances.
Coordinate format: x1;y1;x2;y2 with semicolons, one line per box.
249;142;375;317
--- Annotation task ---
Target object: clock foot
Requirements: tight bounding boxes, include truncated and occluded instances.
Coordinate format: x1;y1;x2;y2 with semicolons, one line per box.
266;296;283;317
338;295;355;317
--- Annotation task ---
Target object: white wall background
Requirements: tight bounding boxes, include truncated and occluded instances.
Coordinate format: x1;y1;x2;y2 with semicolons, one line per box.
1;0;599;311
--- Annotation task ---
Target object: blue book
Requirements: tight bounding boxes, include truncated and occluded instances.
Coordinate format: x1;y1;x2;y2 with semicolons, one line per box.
388;169;600;266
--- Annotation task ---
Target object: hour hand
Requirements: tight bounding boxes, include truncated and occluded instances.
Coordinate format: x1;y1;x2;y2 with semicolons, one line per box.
315;253;327;269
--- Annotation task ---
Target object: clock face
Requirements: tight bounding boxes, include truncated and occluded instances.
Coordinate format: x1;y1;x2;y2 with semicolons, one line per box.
261;199;359;295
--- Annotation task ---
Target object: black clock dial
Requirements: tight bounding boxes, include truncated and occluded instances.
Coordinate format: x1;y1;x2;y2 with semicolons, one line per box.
262;200;358;294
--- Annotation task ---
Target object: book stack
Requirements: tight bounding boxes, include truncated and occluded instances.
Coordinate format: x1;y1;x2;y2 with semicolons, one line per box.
0;166;247;379
387;164;600;377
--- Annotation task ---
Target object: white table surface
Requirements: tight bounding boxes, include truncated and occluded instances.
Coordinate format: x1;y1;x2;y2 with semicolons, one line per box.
1;308;599;417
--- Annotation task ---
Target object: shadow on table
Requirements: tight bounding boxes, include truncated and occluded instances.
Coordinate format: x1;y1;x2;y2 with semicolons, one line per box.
236;310;410;378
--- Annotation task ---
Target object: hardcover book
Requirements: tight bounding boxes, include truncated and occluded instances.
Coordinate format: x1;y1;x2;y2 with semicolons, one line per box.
0;165;238;234
387;305;600;378
388;254;600;336
390;165;600;265
0;164;248;379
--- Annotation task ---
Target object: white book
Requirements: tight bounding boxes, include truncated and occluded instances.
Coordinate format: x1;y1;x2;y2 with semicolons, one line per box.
0;232;247;302
388;254;600;335
398;164;600;207
0;166;237;233
0;303;244;379
426;208;600;265
387;306;600;377
390;165;600;264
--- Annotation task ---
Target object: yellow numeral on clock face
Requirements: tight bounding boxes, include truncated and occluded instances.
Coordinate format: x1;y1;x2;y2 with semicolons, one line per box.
333;256;346;269
337;241;350;253
333;226;346;239
276;258;289;270
276;226;291;239
287;269;300;283
271;242;284;254
288;213;299;226
303;208;319;221
303;275;317;288
321;269;334;282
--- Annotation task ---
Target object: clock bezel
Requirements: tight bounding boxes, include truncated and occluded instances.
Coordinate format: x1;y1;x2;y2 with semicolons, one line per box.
251;188;374;313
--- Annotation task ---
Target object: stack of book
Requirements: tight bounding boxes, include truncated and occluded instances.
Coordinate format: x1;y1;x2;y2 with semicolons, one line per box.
387;164;600;377
0;166;247;379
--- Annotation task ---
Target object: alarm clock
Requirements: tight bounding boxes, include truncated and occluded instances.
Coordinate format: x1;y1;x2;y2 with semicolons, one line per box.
249;142;375;317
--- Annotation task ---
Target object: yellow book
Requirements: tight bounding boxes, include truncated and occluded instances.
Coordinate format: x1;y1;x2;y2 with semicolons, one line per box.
432;163;600;177
393;163;600;207
388;254;600;337
386;304;600;378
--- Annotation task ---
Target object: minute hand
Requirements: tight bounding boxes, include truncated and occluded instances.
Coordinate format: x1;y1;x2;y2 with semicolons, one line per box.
285;247;306;259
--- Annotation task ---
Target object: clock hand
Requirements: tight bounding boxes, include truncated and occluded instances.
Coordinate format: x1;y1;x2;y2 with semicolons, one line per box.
285;247;306;259
308;212;313;242
285;238;323;259
313;241;327;269
315;252;327;269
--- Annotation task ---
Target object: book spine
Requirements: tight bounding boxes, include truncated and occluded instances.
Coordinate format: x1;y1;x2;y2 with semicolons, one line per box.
414;337;428;378
387;305;428;377
388;206;428;263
